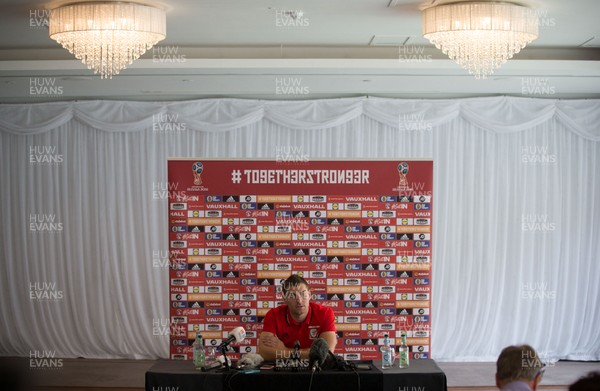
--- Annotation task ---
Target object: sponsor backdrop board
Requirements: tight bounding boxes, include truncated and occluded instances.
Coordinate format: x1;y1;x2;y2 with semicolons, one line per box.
168;159;433;361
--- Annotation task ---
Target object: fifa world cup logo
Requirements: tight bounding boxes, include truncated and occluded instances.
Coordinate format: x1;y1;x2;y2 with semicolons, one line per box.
192;162;203;185
397;162;409;190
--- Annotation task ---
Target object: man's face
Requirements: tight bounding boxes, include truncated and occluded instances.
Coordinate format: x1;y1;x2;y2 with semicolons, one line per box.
284;283;311;318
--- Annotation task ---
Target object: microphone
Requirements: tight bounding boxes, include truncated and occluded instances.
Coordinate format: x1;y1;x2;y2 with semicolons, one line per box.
237;353;264;369
308;338;329;372
219;326;246;348
293;340;301;359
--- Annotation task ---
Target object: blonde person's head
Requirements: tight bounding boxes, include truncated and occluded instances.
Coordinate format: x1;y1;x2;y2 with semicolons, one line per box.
496;344;545;389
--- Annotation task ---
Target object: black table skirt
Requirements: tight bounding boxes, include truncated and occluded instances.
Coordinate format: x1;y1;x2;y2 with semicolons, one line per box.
145;359;447;391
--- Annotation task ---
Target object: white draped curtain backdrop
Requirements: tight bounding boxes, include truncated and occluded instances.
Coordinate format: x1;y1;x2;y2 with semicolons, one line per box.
0;96;598;361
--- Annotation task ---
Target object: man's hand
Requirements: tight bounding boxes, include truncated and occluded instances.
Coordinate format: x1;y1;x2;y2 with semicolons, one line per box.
260;333;287;351
258;331;287;361
258;331;311;361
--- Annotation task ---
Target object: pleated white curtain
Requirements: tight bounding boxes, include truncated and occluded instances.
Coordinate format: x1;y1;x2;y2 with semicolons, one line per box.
0;96;598;361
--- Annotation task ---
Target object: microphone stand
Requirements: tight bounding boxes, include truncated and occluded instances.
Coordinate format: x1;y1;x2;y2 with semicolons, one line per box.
219;344;231;371
292;341;300;372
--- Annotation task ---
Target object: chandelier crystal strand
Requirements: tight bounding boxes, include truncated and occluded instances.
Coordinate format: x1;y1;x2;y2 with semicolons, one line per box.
422;2;538;79
49;2;166;79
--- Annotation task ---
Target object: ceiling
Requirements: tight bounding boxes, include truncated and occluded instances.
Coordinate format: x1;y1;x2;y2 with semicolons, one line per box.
0;0;599;103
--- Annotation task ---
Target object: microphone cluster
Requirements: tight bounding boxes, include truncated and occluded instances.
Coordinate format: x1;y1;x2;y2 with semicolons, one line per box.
308;338;330;372
274;339;309;371
206;326;246;371
208;328;351;373
274;338;330;371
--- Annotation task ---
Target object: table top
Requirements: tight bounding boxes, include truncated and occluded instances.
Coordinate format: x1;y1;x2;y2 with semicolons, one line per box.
146;359;447;391
147;358;445;375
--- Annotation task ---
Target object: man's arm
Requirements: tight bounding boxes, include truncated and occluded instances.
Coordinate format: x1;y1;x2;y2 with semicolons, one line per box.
318;305;338;354
319;331;337;354
258;331;310;361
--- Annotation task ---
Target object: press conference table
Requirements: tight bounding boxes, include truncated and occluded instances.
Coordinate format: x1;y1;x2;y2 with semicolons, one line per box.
145;359;448;391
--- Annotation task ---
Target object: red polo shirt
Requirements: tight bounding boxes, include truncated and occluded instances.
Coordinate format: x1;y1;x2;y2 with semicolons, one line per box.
262;302;336;349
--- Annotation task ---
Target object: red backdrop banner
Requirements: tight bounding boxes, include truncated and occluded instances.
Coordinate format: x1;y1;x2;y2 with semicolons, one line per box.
168;159;433;361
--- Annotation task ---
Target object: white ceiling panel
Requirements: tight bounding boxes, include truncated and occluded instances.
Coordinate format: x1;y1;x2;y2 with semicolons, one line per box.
0;0;599;102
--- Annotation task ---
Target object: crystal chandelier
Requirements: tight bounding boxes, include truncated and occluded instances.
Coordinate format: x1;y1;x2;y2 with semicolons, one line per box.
422;1;539;79
49;1;166;79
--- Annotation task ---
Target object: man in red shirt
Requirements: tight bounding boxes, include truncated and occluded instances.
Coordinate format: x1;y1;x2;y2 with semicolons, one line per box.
258;274;337;361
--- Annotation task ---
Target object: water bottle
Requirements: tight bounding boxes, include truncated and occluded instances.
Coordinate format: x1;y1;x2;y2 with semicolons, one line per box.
381;333;393;369
193;332;205;369
398;332;410;368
